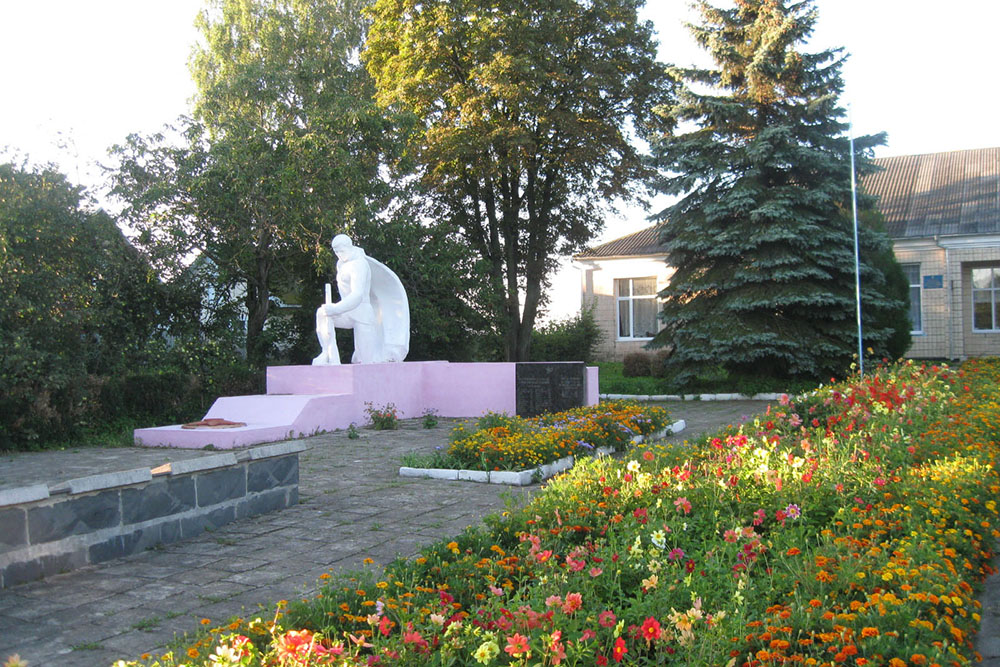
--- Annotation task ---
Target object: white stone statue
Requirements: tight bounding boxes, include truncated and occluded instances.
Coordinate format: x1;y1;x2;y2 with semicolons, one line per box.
313;234;410;365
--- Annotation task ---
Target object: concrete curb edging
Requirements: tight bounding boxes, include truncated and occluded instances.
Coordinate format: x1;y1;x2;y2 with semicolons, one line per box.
601;392;788;402
399;421;683;487
0;442;306;589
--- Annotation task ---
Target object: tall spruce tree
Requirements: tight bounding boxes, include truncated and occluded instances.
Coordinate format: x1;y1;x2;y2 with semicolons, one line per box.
649;0;908;385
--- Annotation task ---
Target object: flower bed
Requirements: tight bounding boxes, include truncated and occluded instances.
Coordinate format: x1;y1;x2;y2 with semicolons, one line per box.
119;360;1000;666
401;401;672;473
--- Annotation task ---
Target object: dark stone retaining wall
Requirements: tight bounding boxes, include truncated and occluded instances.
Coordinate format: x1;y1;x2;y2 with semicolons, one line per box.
0;441;304;588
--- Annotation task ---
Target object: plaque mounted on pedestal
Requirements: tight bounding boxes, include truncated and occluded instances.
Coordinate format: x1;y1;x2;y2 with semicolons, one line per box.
515;362;587;418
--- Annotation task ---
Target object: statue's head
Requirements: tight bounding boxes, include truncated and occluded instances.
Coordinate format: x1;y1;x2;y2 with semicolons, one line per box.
331;234;354;260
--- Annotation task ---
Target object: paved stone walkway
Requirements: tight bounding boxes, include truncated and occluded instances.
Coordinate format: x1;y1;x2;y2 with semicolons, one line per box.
1;400;997;666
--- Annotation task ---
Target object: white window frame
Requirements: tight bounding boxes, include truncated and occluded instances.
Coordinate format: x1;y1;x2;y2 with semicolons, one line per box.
615;277;658;341
900;263;922;334
972;266;1000;333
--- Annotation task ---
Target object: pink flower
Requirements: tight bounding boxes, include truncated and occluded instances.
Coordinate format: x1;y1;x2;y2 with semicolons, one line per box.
589;567;603;577
667;547;685;561
545;595;563;609
599;610;617;628
673;497;691;514
581;629;597;642
562;592;583;615
723;529;738;543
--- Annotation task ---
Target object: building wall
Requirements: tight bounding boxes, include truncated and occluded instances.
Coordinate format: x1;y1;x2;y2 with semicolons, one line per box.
578;256;673;362
894;239;1000;359
957;251;1000;357
891;241;950;358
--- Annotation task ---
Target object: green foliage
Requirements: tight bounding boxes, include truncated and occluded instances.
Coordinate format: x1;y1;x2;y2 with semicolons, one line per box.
364;0;672;361
421;410;439;429
0;161;165;448
346;423;360;440
529;307;604;364
649;0;908;386
109;0;406;367
597;362;818;397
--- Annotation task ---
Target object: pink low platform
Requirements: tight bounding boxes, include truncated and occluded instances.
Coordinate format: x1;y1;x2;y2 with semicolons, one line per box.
134;361;599;449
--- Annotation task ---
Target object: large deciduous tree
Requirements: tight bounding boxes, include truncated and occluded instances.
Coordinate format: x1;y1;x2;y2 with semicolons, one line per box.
649;0;909;386
363;0;671;361
0;161;162;446
111;0;399;366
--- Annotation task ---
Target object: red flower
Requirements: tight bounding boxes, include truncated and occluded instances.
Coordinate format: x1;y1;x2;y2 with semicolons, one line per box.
599;610;617;628
641;617;662;641
612;637;628;663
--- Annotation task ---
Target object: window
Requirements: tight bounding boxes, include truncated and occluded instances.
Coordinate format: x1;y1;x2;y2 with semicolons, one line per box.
615;277;658;339
900;263;922;333
972;267;1000;332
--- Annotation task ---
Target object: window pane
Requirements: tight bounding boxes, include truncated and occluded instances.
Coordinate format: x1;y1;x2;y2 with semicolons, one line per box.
901;263;920;286
909;286;922;331
974;291;994;330
615;279;629;297
618;300;631;337
993;268;1000;289
973;268;992;290
633;298;658;338
632;277;656;296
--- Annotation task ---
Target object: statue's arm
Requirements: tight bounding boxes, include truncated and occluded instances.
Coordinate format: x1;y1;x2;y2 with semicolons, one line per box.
324;261;370;315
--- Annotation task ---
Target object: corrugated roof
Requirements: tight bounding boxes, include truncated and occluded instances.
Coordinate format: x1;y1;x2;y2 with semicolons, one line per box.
575;225;664;259
863;147;1000;239
577;147;1000;258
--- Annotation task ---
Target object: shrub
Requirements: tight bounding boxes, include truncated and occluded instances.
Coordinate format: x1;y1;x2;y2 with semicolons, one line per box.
649;348;672;378
530;306;604;363
622;351;652;377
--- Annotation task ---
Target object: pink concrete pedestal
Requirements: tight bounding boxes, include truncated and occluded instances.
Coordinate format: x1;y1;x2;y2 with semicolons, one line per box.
134;361;599;449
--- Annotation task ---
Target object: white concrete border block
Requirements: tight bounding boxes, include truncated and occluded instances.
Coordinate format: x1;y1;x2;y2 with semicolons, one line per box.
399;467;459;480
0;484;50;508
489;470;532;485
458;470;490;483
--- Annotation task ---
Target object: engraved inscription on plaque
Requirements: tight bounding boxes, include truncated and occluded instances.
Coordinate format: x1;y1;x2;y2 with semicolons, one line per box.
515;362;586;417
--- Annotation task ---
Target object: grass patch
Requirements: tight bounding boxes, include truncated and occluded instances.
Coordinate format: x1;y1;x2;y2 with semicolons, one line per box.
597;361;820;396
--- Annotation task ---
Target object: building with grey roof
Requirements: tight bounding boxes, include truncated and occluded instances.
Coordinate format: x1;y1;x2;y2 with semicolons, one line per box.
575;147;1000;361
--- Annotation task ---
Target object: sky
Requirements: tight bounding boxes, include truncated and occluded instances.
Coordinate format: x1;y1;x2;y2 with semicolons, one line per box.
3;1;1000;318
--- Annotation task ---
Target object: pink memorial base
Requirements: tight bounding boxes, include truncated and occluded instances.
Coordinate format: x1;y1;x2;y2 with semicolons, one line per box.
134;361;599;449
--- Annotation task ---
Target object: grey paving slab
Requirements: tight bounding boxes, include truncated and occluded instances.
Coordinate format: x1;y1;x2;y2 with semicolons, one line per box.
5;400;997;666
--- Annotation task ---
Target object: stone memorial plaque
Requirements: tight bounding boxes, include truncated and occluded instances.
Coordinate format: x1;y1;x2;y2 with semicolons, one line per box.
515;362;586;417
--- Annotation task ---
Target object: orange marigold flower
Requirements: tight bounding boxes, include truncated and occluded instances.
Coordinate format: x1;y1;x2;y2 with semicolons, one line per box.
786;547;801;556
860;627;879;638
910;655;927;665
